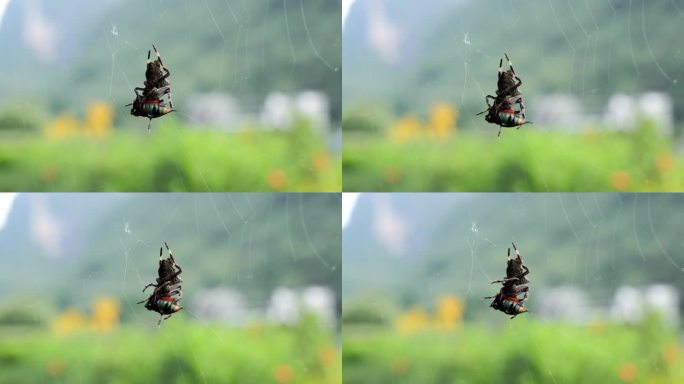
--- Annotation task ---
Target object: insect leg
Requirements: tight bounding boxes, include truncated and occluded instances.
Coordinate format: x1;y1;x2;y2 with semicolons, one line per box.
477;95;496;115
168;88;173;109
517;98;526;119
142;279;160;292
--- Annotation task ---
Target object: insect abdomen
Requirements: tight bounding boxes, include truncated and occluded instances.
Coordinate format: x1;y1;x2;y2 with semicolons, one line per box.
502;298;525;314
497;111;526;127
143;102;173;118
155;298;181;314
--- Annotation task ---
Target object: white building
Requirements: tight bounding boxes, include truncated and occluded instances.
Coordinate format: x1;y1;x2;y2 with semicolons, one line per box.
260;91;330;130
603;92;673;135
610;284;679;327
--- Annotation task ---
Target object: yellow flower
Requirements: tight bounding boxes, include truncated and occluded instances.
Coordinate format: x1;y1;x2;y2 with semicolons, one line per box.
84;102;114;138
617;362;638;382
611;171;631;191
273;364;295;384
319;346;337;366
90;297;120;332
662;344;679;365
655;153;674;174
428;103;457;139
45;113;79;140
52;309;86;335
395;307;429;334
267;169;288;190
390;115;422;142
433;296;464;330
312;151;331;173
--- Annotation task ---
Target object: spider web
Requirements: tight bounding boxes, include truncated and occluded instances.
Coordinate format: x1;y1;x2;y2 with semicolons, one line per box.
0;0;341;192
0;193;341;381
342;192;684;383
343;0;684;192
104;0;340;118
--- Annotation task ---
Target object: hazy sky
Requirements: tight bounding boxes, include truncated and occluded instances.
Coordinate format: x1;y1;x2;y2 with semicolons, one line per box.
342;193;359;228
0;193;17;231
0;0;10;27
342;0;356;28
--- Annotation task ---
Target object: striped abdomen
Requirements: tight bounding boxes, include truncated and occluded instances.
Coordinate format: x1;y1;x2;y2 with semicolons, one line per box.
496;110;526;127
155;297;181;314
143;101;173;118
501;297;526;315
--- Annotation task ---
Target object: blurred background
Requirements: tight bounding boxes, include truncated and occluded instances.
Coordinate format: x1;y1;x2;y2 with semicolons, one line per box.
0;0;341;191
0;193;341;383
342;0;684;191
343;193;684;383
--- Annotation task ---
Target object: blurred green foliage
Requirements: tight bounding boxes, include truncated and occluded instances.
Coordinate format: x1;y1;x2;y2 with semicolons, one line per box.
343;317;683;384
341;296;397;326
0;299;51;328
343;122;682;192
0;319;340;384
342;105;393;135
0;120;340;192
0;106;42;132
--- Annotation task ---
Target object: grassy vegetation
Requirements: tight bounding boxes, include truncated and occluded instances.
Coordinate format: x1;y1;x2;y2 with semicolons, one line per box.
343;124;682;192
343;318;683;384
0;320;340;384
0;122;340;192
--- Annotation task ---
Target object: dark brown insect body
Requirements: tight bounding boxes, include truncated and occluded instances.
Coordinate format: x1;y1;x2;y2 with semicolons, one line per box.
143;44;172;108
126;44;175;130
138;242;183;325
478;54;531;136
485;242;530;319
503;242;530;286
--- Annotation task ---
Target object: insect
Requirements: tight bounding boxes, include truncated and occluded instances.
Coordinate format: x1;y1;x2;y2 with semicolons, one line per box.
477;54;531;137
126;44;175;130
485;242;530;319
137;242;183;325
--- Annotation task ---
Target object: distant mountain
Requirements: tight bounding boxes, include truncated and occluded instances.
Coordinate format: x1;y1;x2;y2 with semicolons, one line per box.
0;193;341;313
343;0;459;106
343;193;684;309
0;0;341;119
343;0;684;121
